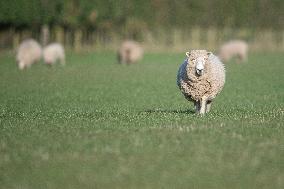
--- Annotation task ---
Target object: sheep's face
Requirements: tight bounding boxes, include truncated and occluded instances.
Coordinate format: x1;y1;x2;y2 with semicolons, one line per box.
186;50;211;76
195;56;206;75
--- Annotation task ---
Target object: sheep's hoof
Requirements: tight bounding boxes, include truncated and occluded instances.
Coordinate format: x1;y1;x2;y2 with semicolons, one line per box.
196;111;205;116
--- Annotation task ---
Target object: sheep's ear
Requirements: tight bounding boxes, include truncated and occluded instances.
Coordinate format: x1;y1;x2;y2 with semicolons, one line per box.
207;51;212;56
186;52;191;57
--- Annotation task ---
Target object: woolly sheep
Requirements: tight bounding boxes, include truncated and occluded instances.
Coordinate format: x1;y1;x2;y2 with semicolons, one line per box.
16;39;42;70
43;43;65;65
177;50;225;114
218;40;248;63
117;40;143;64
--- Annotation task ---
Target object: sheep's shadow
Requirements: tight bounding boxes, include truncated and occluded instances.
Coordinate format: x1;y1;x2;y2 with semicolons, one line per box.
143;109;195;114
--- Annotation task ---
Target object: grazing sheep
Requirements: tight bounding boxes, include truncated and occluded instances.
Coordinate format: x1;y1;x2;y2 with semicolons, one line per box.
177;50;225;114
43;43;65;65
16;39;42;70
218;40;248;63
117;40;143;64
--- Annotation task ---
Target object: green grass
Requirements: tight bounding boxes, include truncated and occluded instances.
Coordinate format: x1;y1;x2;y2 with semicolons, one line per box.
0;51;283;189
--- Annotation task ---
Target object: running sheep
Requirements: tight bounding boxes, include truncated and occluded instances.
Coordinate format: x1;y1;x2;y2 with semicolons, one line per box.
16;39;42;70
218;40;248;63
177;50;225;114
117;40;143;64
43;43;65;65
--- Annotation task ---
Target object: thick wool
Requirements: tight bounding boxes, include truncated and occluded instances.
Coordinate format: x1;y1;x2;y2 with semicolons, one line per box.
218;40;248;63
177;50;225;114
117;40;143;64
43;43;65;65
16;39;42;70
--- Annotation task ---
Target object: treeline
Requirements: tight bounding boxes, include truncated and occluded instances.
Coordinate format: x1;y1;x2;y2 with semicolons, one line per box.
0;0;283;30
0;0;283;51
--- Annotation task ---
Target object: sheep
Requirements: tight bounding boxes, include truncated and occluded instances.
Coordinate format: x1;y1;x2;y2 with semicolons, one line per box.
43;43;65;65
177;50;225;114
117;40;143;64
218;40;248;63
16;39;42;70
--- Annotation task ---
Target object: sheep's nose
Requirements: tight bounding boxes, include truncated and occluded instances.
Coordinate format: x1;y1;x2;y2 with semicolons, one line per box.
196;69;203;76
196;65;204;71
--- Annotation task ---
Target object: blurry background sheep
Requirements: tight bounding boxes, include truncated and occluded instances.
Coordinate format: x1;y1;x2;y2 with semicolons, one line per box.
43;43;65;65
16;39;42;70
0;0;282;53
218;40;248;63
117;40;143;64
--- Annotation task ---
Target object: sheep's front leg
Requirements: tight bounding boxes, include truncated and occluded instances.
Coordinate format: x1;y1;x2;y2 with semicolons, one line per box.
200;96;207;114
194;101;200;113
206;101;212;113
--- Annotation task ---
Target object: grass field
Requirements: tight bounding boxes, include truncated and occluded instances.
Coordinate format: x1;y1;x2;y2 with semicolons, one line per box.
0;51;283;189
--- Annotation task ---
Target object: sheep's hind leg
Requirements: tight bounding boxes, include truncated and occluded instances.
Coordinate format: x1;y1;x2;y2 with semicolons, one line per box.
200;97;207;114
206;101;212;113
194;101;200;113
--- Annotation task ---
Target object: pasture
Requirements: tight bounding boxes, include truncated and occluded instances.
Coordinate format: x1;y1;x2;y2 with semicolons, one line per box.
0;51;283;188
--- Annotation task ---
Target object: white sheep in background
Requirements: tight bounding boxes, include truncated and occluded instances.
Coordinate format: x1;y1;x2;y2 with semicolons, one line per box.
43;43;65;65
177;50;225;114
218;40;248;63
117;40;143;64
16;39;42;70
